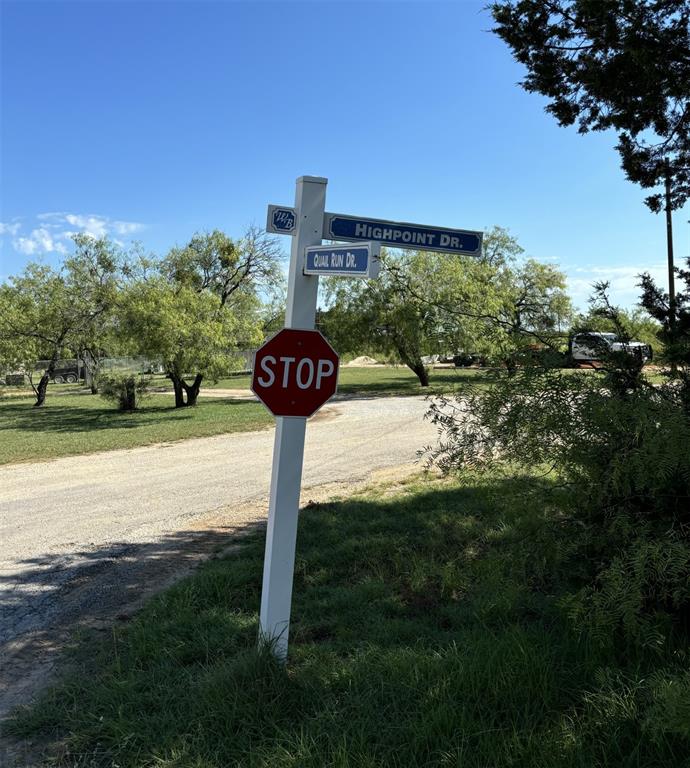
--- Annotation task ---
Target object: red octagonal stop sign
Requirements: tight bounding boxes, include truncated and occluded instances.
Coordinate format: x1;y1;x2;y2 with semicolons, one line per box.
251;328;339;418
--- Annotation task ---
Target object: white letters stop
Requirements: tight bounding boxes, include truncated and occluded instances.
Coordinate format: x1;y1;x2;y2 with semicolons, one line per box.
257;355;335;389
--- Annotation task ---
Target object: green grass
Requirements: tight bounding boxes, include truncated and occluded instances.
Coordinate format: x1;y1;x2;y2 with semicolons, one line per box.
0;367;482;466
0;395;272;465
6;474;688;767
0;382;87;400
205;365;651;396
209;366;495;396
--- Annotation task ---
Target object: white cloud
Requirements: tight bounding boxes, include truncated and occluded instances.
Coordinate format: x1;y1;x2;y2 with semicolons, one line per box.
63;214;110;238
565;263;667;310
36;212;143;239
112;220;144;235
3;213;145;256
0;221;21;236
13;228;68;256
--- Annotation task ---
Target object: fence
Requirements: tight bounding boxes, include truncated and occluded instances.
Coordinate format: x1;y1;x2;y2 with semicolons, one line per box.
3;351;257;386
34;351;257;377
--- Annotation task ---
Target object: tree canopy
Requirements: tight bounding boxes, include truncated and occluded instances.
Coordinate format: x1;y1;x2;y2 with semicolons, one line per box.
491;0;690;211
0;235;121;405
120;228;279;406
321;227;572;383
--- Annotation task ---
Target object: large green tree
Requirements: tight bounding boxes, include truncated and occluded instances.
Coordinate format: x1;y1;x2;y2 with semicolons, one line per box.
321;228;569;383
0;236;121;405
162;227;283;307
121;228;278;406
119;279;259;406
484;258;573;372
322;249;452;386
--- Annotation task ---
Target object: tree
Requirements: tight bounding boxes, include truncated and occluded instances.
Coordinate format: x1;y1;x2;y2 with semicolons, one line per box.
492;1;690;335
0;236;121;406
66;235;125;393
491;1;690;212
382;228;572;375
162;227;283;307
486;258;573;372
120;228;277;407
321;228;571;384
119;278;259;407
322;251;442;386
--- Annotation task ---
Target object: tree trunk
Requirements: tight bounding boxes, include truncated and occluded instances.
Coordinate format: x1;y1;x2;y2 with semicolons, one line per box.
34;353;61;407
123;377;137;410
170;373;185;407
395;341;429;387
34;373;50;407
169;372;203;406
84;355;99;393
400;353;429;386
410;361;430;387
182;373;203;406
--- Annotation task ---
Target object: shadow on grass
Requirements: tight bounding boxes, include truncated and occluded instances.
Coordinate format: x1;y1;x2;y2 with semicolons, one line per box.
3;478;687;767
0;517;266;727
0;397;259;436
336;370;498;398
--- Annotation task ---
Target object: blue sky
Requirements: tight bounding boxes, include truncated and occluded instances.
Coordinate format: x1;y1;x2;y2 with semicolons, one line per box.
1;0;688;310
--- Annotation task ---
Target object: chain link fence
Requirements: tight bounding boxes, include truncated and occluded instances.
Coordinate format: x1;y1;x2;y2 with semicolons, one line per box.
2;351;257;386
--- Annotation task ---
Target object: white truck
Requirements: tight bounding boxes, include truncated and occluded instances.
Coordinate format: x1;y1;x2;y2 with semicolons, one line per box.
570;332;652;365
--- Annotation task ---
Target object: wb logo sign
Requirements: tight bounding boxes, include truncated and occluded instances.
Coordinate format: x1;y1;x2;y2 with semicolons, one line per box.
271;208;296;233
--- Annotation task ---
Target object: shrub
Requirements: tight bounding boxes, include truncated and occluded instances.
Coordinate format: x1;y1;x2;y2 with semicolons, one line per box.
424;273;690;650
98;373;150;411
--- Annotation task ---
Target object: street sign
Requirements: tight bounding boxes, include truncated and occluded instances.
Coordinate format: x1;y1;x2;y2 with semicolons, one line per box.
251;327;339;418
267;205;482;256
259;176;482;664
267;204;297;235
323;212;482;256
304;241;381;278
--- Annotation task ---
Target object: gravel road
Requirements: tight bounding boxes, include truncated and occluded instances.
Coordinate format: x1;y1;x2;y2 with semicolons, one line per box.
0;395;437;723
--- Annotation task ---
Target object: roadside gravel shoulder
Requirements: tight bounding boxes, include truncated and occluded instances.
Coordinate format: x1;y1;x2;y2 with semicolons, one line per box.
1;396;437;734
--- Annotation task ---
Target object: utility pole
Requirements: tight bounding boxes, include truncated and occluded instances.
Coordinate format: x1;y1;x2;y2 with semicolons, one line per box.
665;161;676;328
664;161;677;375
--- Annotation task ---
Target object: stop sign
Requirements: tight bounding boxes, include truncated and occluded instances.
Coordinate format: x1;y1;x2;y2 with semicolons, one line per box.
251;328;339;418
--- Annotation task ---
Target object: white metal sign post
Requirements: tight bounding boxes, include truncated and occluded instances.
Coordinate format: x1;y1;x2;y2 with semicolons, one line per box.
258;176;327;660
260;177;482;662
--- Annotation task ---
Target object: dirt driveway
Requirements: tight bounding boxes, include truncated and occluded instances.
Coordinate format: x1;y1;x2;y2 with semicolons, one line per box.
0;395;438;725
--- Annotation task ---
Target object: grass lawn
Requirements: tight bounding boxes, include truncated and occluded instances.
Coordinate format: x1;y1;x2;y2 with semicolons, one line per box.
202;365;651;396
0;395;272;465
209;366;495;396
7;474;688;767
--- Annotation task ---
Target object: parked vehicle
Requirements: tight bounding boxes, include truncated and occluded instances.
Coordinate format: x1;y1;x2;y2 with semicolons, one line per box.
50;361;84;384
453;353;480;368
1;372;27;386
570;332;652;365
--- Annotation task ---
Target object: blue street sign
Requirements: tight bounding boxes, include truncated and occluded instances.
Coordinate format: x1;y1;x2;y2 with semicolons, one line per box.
266;205;297;235
304;242;381;278
322;212;482;256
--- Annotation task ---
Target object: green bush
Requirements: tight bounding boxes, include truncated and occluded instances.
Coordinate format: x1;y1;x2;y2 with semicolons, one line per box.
98;373;150;411
425;357;690;648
